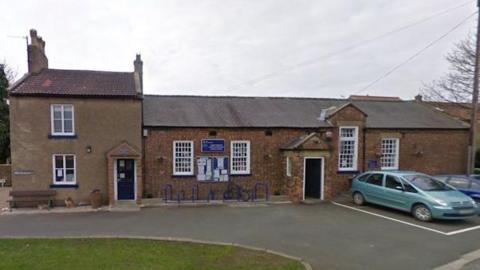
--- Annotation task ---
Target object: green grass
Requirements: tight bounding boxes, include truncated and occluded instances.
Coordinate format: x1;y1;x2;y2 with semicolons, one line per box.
0;238;304;270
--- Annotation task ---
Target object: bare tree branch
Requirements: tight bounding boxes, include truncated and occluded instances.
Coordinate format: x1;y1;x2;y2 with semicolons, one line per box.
421;33;476;103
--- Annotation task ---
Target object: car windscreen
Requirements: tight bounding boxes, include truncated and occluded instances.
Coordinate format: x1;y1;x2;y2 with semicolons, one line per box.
403;175;453;191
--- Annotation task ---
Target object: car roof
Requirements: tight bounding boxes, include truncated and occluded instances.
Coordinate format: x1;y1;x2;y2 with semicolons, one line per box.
362;170;420;176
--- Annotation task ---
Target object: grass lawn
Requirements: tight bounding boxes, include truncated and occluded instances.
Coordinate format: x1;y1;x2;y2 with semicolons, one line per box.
0;238;304;270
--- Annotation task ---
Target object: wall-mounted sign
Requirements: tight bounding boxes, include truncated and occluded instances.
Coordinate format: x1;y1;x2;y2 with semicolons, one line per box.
197;156;229;182
367;160;378;170
201;139;225;152
14;170;34;176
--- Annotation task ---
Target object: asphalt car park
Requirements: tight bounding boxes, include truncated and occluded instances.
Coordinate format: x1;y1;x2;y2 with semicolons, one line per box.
333;193;480;236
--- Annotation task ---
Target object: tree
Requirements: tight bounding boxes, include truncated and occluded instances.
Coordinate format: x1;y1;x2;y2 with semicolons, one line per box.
421;34;475;104
0;64;11;163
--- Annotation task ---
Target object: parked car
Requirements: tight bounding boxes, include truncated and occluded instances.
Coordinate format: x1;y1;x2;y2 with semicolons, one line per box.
434;175;480;203
351;171;478;222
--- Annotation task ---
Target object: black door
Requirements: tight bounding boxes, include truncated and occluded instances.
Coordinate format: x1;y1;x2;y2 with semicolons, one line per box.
117;159;135;200
305;158;322;199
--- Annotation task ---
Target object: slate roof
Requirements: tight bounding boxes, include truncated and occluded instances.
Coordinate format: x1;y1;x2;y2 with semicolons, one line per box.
9;69;138;97
143;95;469;129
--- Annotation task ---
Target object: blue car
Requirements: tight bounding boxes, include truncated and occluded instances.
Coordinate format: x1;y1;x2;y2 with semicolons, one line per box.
351;171;478;222
434;175;480;203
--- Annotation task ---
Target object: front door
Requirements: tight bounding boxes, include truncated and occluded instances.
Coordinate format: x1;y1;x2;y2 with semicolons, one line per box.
116;159;135;200
305;158;322;199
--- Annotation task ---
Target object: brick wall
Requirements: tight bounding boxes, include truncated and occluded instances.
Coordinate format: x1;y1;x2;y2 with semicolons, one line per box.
364;129;469;175
143;127;318;200
144;126;469;201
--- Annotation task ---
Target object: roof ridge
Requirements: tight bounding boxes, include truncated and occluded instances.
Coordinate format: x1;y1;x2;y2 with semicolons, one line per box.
45;68;133;74
143;94;413;103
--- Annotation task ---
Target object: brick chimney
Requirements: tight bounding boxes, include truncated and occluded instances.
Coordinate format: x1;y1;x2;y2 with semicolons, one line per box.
27;29;48;74
133;54;143;94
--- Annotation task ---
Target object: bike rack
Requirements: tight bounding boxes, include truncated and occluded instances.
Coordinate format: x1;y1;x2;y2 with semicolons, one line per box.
176;190;186;203
191;184;199;202
207;189;217;202
253;182;269;201
163;184;173;203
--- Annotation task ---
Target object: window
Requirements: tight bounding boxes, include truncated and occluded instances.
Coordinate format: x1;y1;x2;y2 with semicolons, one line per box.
51;104;74;135
173;141;194;175
356;173;370;182
286;157;292;177
404;175;453;191
338;127;358;171
52;154;76;184
385;175;402;190
380;138;399;170
367;173;383;186
471;181;480;189
231;140;250;174
448;177;471;189
366;174;384;186
402;180;417;193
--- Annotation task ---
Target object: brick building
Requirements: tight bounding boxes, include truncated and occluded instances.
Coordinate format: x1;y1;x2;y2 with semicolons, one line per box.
7;30;472;206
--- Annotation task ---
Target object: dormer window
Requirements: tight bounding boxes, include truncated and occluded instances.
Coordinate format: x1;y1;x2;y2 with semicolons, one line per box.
51;104;74;136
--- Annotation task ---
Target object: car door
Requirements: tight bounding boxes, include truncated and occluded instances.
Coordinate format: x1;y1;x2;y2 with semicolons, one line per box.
382;174;408;210
363;173;385;205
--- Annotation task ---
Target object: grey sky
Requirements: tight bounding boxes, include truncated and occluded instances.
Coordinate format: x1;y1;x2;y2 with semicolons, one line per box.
0;0;477;99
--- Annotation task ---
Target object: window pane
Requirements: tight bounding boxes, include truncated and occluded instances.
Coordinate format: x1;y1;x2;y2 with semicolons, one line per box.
385;175;402;189
64;120;73;133
471;181;480;190
53;120;63;133
448;177;470;189
63;106;73;120
65;156;74;169
65;169;75;182
357;174;370;182
55;156;63;169
366;174;383;186
53;106;62;120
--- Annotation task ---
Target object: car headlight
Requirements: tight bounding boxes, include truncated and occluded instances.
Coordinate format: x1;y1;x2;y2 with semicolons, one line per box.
433;199;448;207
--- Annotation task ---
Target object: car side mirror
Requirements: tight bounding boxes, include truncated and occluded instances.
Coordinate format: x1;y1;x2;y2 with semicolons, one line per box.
395;186;404;191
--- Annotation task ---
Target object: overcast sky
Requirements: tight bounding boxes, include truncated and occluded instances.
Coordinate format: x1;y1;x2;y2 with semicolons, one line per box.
0;0;477;99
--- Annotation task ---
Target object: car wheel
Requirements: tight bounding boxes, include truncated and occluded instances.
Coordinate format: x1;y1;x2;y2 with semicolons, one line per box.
412;204;432;222
353;192;365;206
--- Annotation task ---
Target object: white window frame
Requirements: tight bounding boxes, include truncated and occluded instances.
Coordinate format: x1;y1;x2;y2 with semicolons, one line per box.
286;156;292;177
338;126;358;171
230;140;251;175
52;154;76;185
50;104;75;136
173;140;194;176
380;138;400;170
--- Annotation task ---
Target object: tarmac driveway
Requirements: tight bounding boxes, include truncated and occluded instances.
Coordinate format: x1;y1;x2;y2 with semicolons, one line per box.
0;203;480;270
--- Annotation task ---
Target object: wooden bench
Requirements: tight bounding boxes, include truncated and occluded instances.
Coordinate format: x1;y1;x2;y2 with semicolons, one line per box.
8;190;57;208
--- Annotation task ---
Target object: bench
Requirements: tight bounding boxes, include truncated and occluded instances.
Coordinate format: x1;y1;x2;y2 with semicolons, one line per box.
8;190;57;208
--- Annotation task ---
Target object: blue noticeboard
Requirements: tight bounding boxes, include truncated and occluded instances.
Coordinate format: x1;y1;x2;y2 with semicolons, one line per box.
201;139;225;152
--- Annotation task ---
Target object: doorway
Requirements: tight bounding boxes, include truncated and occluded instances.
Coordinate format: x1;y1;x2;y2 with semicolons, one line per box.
115;159;135;200
304;157;324;200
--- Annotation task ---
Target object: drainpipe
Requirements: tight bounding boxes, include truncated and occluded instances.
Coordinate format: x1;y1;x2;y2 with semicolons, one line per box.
362;127;367;172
